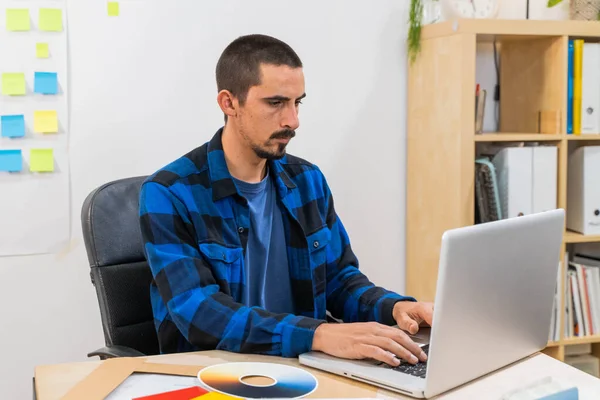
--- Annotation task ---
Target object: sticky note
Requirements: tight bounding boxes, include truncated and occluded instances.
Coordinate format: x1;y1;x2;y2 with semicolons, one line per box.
0;150;23;172
1;115;26;138
34;111;58;133
36;43;49;58
34;72;58;95
39;8;63;32
6;9;30;31
30;149;54;172
1;73;26;96
108;2;120;16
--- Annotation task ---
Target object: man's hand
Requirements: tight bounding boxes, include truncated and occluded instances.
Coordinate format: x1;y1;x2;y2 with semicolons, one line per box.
393;301;434;335
311;322;427;367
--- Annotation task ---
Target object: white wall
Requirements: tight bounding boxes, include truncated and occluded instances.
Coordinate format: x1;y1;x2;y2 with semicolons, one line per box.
0;1;412;397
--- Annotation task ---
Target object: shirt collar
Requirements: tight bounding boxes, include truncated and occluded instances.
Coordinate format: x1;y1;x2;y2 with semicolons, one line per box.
207;128;296;202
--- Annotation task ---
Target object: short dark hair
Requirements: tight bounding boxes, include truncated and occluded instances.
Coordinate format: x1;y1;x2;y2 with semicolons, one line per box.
216;34;303;106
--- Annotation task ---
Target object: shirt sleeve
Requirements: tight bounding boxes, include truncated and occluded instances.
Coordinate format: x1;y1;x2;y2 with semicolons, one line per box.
318;170;416;325
139;181;325;357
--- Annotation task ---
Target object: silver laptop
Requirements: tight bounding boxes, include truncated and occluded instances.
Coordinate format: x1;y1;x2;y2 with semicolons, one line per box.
299;209;565;398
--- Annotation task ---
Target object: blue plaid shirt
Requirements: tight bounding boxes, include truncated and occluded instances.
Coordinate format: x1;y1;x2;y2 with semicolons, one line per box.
139;128;415;357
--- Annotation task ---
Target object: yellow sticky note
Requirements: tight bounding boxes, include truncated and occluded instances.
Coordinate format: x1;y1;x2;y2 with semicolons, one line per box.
30;149;54;172
39;8;63;32
1;73;26;96
36;43;49;58
34;111;58;133
108;2;120;16
6;9;30;31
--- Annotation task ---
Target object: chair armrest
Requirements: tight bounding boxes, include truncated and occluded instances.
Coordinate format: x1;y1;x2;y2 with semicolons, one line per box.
87;345;146;359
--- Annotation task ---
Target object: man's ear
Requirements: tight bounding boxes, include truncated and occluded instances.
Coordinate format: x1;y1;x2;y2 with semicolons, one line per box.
217;90;238;119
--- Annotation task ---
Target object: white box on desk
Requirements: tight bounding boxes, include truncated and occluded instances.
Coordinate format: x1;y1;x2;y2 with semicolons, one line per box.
492;146;557;219
567;146;600;235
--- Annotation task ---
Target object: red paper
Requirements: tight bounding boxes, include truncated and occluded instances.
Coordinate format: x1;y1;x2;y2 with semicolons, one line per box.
133;386;208;400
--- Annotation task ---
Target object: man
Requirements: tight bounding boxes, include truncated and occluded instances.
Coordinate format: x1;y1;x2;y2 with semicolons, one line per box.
139;34;433;367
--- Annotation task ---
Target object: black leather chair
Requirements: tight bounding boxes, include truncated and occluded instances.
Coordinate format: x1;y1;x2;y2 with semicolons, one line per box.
81;176;159;359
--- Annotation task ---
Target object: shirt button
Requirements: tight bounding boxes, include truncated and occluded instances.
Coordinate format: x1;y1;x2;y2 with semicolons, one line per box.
222;253;226;260
238;227;244;233
313;241;319;248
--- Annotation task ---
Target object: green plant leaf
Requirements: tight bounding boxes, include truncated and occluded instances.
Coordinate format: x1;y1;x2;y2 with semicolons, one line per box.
547;0;563;7
407;0;424;64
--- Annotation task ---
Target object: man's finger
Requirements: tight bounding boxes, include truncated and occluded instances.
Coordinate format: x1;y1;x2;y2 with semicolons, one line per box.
397;312;419;335
420;304;434;326
359;344;400;367
379;325;426;362
368;336;418;364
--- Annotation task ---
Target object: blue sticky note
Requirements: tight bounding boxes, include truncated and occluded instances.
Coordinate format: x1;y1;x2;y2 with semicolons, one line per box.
34;72;58;95
0;149;23;172
1;115;26;138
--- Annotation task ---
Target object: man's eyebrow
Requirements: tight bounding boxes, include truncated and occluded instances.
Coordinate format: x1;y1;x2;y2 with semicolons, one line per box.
263;93;307;102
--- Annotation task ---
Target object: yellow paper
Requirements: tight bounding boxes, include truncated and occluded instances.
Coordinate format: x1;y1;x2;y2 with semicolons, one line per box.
30;149;54;172
6;9;30;31
36;43;49;58
39;8;63;32
108;2;120;16
34;111;58;133
1;73;26;96
191;394;237;400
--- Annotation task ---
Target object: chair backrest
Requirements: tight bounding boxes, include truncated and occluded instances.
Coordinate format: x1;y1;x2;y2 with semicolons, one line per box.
81;176;159;356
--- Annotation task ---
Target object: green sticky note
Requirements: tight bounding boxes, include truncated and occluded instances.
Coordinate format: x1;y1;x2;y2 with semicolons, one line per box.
39;8;63;32
6;9;30;31
1;73;26;96
30;149;54;172
108;2;120;16
36;43;49;58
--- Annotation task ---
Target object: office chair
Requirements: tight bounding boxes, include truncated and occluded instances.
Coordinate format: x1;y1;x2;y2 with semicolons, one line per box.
81;176;159;359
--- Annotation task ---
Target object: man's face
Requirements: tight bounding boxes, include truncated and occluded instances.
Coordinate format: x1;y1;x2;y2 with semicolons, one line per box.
236;64;305;160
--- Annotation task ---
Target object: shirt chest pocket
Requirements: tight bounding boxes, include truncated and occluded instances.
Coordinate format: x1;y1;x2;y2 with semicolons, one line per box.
199;242;243;282
307;227;331;268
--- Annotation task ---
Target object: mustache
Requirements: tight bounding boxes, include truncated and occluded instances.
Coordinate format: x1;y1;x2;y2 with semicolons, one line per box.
270;129;296;140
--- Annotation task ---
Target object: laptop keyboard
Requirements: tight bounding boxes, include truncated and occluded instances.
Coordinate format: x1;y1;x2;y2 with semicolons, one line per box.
383;344;429;379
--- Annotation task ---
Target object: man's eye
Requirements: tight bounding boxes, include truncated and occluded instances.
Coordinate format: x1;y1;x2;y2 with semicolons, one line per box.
269;101;282;106
295;101;303;106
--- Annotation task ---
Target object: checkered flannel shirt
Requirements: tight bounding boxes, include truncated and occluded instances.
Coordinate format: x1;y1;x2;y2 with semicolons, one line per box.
139;128;415;356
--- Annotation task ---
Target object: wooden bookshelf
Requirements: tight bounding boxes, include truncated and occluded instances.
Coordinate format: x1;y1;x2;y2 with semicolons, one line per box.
406;18;600;363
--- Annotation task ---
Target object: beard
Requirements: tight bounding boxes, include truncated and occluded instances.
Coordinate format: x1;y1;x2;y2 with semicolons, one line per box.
250;129;296;160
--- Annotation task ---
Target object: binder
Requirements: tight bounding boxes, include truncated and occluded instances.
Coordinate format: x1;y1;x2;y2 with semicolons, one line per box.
581;42;600;134
573;39;584;135
567;40;574;134
532;146;558;213
493;147;533;218
492;146;557;219
567;146;600;235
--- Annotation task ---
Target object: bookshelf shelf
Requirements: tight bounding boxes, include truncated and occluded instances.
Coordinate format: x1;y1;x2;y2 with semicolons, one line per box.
561;335;600;346
475;133;562;142
406;19;600;364
420;18;600;42
567;135;600;141
564;231;600;244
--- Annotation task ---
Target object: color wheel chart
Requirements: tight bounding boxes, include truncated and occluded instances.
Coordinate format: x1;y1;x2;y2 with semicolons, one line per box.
198;362;318;399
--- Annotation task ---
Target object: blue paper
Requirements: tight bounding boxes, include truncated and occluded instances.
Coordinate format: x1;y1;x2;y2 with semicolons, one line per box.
0;149;23;172
1;115;26;138
538;387;579;400
34;72;58;95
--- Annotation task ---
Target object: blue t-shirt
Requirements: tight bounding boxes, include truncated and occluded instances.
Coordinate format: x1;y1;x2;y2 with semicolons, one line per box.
233;171;295;314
